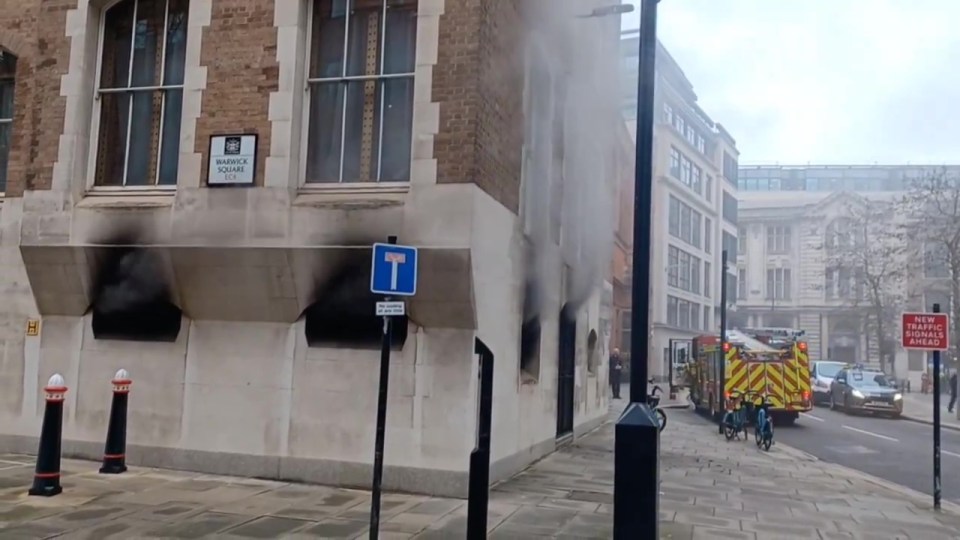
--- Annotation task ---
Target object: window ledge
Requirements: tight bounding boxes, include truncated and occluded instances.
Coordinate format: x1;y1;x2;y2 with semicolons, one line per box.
79;187;175;208
294;182;409;209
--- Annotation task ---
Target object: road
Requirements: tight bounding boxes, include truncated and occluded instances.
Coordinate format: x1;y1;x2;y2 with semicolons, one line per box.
697;404;960;504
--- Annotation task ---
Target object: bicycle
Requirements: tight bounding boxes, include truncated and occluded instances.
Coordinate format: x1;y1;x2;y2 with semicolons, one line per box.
648;379;667;433
722;391;749;441
753;393;774;451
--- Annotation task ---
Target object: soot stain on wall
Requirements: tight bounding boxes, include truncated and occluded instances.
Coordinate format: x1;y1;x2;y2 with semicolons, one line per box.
89;234;181;342
304;250;409;350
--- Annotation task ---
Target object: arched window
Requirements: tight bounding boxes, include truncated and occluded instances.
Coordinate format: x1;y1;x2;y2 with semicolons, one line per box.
94;0;189;187
304;0;417;184
0;49;16;193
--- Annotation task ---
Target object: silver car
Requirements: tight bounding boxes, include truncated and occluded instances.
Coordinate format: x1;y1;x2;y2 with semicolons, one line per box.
810;360;846;405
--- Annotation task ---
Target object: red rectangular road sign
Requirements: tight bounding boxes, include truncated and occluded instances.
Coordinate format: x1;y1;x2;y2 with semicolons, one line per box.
901;312;950;351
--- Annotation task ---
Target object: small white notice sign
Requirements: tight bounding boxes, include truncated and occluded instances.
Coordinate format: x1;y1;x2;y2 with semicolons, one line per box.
208;134;257;185
376;301;406;317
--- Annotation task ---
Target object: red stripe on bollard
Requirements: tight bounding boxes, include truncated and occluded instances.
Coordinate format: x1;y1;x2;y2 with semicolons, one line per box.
100;369;131;475
29;374;67;497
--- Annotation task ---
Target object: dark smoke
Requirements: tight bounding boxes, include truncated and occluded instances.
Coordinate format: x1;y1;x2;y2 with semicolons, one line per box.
90;245;181;342
303;250;408;349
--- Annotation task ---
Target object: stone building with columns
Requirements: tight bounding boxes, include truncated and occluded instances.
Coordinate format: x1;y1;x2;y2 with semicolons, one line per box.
0;0;629;496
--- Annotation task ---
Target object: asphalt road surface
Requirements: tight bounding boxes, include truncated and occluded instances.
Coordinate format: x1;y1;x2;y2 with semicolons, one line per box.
681;404;960;504
772;406;960;504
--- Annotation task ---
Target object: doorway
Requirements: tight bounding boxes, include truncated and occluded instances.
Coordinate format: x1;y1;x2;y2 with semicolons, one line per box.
556;303;577;438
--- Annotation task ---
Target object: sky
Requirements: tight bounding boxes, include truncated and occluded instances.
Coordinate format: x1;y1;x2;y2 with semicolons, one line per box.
621;0;960;165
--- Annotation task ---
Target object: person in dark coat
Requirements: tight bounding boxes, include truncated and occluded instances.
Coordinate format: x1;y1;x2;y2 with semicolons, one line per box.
949;372;958;413
609;348;623;399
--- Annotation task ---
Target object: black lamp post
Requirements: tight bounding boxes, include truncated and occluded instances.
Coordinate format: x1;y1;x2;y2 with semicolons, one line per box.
613;1;660;538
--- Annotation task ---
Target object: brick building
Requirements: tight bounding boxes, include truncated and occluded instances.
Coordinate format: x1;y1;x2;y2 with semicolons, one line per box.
0;0;629;496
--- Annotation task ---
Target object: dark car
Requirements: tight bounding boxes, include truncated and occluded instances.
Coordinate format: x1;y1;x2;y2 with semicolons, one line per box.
829;367;903;418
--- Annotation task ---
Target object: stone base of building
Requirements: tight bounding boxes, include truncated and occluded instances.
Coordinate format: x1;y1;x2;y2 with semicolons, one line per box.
0;411;607;498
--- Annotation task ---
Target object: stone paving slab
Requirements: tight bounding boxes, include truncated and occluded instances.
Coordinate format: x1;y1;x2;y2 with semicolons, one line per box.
0;405;959;538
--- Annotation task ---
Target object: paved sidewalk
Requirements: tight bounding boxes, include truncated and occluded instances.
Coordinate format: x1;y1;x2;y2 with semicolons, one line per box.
902;392;960;431
0;404;959;538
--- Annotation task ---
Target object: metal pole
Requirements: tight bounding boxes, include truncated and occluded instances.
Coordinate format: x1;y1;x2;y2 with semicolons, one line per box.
369;235;398;539
627;0;657;405
933;302;942;511
613;1;660;538
467;338;494;539
718;249;728;433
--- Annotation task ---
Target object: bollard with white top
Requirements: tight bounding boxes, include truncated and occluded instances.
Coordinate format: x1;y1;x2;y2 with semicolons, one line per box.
100;369;131;474
29;374;67;497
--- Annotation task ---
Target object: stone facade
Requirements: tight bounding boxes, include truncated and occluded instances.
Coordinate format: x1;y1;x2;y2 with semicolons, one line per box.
0;0;627;497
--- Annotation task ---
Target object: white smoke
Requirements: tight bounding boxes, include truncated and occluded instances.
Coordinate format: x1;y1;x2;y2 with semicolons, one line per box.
521;0;620;316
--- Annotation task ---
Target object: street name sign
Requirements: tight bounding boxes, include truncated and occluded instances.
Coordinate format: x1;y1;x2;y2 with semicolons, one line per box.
370;243;418;296
901;312;949;351
208;134;257;186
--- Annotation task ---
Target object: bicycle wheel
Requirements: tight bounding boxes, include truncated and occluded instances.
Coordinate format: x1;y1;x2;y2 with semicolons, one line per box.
754;423;762;447
722;414;736;440
763;423;774;451
656;408;667;432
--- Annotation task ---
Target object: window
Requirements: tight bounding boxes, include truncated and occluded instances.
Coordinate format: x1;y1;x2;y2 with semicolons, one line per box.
668;245;701;294
722;191;738;224
723;151;738;184
94;0;188;187
691;164;702;194
668;195;701;248
737;267;746;300
703;307;710;332
305;0;417;183
697;135;705;154
766;268;791;300
825;268;835;299
737;226;746;255
675;115;684;133
685;125;695;144
662;103;673;124
705;175;713;202
668;196;680;237
826;219;857;251
680;156;691;186
0;51;15;193
766;225;792;253
669;147;680;177
722;231;738;259
704;218;712;254
667;295;698;330
704;261;711;298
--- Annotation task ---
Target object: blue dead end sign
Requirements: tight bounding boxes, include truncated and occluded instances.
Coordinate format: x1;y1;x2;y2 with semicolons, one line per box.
370;243;418;296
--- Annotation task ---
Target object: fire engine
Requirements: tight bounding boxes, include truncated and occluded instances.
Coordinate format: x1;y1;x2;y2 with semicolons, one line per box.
687;327;812;425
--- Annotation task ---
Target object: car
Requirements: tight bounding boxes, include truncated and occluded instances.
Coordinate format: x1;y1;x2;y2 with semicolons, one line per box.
829;367;903;418
810;360;846;405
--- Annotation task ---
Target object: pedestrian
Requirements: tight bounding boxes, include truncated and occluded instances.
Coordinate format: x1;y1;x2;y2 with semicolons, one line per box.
609;348;623;399
949;372;958;413
922;372;930;395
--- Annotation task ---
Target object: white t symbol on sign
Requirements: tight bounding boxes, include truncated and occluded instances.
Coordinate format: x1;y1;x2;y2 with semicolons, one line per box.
385;252;406;291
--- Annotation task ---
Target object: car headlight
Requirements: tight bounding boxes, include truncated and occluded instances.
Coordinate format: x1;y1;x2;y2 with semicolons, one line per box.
894;393;903;401
852;389;865;399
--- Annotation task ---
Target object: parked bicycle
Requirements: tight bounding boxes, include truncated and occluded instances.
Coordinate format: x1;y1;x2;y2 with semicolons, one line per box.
648;379;667;432
753;393;774;451
722;390;749;441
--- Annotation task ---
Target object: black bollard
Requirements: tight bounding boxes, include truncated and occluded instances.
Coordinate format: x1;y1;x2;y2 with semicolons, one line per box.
29;374;67;497
467;338;494;539
100;369;131;474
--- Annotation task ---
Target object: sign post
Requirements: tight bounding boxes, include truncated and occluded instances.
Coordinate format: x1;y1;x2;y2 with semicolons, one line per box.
901;307;950;510
368;237;418;540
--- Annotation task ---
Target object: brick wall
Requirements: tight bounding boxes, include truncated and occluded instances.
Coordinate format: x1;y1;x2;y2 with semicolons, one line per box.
434;0;524;214
193;0;278;187
0;0;71;196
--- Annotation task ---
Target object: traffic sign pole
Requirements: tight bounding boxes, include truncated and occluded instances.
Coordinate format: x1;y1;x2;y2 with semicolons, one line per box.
902;307;949;511
370;235;398;540
933;303;942;511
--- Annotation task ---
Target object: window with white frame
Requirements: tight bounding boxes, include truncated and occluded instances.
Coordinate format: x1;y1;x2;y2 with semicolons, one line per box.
696;134;705;154
766;224;791;253
737;267;746;300
94;0;188;187
0;50;15;193
704;261;711;298
305;0;417;184
662;103;672;124
691;163;702;194
766;267;791;300
705;175;712;201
